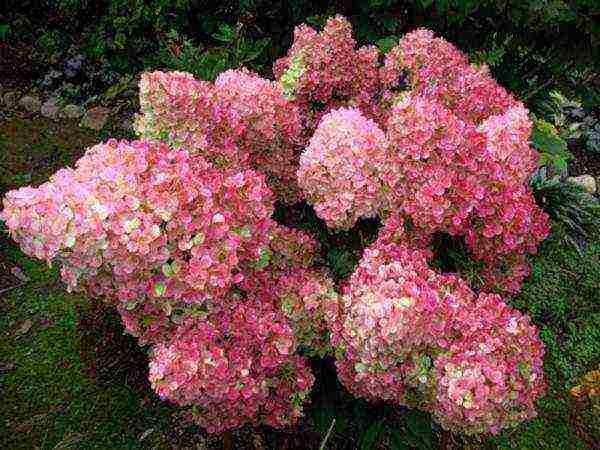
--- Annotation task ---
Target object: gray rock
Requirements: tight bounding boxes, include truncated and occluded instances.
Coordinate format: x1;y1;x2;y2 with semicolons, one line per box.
18;95;42;113
41;98;60;119
41;70;63;88
62;104;84;119
567;175;597;194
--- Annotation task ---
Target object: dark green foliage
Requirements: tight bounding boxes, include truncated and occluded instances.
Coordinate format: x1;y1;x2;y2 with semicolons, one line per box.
273;202;380;282
407;0;599;49
149;22;272;81
149;30;229;81
530;119;573;174
0;23;11;41
428;233;487;290
536;90;600;157
4;1;598;86
389;410;438;449
530;169;600;250
82;0;193;72
582;116;600;154
359;420;386;450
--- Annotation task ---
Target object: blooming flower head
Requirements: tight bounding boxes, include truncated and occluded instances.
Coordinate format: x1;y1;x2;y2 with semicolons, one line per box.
135;69;304;202
148;296;314;432
327;241;545;434
298;107;395;229
1;139;275;344
274;15;383;129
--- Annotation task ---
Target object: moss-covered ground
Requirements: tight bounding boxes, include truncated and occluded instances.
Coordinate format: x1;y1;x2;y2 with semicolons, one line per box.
0;115;598;449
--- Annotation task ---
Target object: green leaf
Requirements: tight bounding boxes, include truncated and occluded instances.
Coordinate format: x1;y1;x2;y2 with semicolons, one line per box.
162;263;174;278
233;227;251;238
124;301;138;311
114;32;127;50
141;315;156;326
192;232;205;246
255;247;272;270
390;410;436;449
355;362;367;373
531;119;573;172
154;282;166;297
435;0;450;13
103;75;134;100
242;37;270;63
0;24;10;41
213;24;234;43
531;120;569;156
359;421;385;450
376;36;399;54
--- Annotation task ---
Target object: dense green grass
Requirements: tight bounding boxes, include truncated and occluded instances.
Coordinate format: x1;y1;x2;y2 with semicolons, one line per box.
0;115;598;448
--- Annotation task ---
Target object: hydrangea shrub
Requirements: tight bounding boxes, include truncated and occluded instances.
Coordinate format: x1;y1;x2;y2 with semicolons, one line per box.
1;15;549;436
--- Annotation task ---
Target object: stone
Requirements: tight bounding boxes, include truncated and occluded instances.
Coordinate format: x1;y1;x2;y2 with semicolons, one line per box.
18;95;42;113
81;106;110;131
567;175;597;194
65;54;85;72
41;70;63;88
41;98;60;119
15;319;32;336
62;104;84;119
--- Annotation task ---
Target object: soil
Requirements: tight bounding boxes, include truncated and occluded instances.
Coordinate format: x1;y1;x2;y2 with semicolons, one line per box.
568;145;600;179
0;41;43;90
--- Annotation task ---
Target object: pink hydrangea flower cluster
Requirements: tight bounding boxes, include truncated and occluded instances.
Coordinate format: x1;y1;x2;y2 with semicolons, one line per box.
326;236;545;435
433;293;545;434
135;69;304;202
274;15;382;129
1;138;275;341
386;94;549;293
271;267;337;356
268;223;319;268
236;225;336;357
148;295;314;433
297;107;398;229
380;28;517;124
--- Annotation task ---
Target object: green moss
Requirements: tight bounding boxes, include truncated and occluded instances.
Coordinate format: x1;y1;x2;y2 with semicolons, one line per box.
0;115;135;194
0;241;171;449
0;117;94;192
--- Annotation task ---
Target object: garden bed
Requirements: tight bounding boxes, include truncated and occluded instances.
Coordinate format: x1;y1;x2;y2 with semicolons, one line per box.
1;3;599;449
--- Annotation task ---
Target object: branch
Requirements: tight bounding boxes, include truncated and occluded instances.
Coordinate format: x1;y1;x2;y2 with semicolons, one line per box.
319;418;336;450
